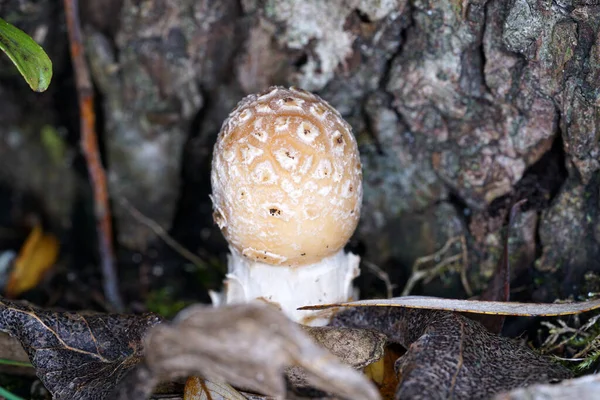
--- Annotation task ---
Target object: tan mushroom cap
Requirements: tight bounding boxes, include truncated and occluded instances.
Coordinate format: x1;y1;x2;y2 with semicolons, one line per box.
211;87;362;266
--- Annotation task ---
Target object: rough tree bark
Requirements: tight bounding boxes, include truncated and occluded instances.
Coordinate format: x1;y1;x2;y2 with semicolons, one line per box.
0;0;598;300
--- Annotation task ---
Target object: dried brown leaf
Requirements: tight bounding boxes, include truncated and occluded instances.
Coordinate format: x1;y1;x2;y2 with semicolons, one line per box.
301;325;386;369
332;307;572;399
0;298;162;399
301;295;600;316
288;326;386;396
114;303;380;400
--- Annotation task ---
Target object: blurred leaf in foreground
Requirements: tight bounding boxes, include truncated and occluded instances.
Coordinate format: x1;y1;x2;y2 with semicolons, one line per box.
0;17;53;92
114;303;380;400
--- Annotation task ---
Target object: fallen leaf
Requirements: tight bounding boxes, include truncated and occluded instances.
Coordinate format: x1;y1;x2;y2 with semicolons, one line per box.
0;297;162;399
332;307;572;399
287;326;386;397
363;345;403;400
301;325;386;369
6;224;60;298
113;303;380;400
301;295;600;316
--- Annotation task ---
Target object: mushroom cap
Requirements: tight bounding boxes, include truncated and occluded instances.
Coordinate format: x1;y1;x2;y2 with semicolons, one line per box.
211;86;362;267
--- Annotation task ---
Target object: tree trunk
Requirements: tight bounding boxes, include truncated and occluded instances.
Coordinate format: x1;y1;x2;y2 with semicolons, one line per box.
0;0;598;300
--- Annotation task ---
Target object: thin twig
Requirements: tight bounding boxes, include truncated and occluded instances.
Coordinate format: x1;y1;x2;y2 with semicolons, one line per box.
542;314;600;357
574;336;599;359
63;0;123;311
412;236;461;268
402;254;463;296
459;235;472;296
363;260;395;299
118;197;207;270
422;254;463;284
401;236;463;296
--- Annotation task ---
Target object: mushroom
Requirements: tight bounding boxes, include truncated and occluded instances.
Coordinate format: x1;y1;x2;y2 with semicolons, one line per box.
210;86;362;325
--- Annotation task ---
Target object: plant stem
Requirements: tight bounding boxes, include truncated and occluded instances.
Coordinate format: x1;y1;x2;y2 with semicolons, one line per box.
0;359;32;368
63;0;123;311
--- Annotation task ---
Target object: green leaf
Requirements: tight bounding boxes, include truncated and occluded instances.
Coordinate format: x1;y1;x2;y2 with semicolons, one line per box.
0;17;52;92
0;386;25;400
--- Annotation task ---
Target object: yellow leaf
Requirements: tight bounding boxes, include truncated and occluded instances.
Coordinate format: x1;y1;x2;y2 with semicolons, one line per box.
364;345;403;400
364;356;385;384
6;224;59;297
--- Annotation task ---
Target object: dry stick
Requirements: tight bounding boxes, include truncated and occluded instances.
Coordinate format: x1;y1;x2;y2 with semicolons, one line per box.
401;236;463;296
401;254;463;296
459;235;472;296
63;0;123;311
117;197;207;270
362;260;395;299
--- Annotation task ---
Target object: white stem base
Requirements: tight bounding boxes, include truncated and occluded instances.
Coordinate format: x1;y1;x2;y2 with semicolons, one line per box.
210;248;360;326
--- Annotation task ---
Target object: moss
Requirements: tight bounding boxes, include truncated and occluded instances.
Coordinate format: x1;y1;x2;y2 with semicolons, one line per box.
145;288;192;319
541;307;600;375
576;350;600;373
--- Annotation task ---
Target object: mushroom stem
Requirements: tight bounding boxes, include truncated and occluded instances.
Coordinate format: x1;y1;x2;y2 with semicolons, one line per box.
211;248;360;326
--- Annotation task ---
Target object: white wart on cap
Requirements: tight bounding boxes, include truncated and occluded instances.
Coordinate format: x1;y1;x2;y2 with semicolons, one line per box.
211;86;362;267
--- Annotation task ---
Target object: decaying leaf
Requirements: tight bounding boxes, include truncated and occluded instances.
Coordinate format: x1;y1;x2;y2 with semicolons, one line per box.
0;298;162;399
287;326;386;396
301;295;600;317
301;325;386;369
332;307;572;399
363;345;403;400
6;224;60;298
113;303;380;400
